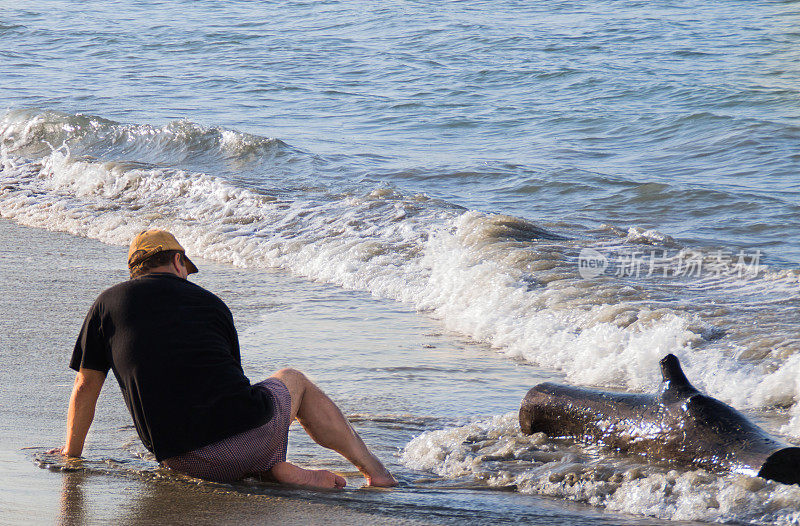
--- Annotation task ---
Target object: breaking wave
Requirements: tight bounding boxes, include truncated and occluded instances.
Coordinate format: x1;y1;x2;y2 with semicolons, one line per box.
2;108;800;437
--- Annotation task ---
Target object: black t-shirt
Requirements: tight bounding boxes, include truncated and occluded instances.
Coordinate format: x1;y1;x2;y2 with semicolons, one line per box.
70;273;274;461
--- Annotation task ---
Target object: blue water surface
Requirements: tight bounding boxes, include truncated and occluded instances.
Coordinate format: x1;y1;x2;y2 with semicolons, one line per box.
1;0;798;257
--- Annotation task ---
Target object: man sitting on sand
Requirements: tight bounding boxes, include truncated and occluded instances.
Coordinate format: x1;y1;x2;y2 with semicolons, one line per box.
53;229;397;489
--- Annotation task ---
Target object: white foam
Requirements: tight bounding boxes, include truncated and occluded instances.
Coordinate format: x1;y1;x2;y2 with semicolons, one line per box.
2;111;800;429
626;226;678;246
402;414;800;524
0;108;282;162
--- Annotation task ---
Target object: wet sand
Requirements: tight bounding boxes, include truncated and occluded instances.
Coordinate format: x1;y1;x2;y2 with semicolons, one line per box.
0;218;424;525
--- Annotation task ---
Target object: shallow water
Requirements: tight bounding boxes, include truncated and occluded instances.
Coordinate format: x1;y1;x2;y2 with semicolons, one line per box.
1;0;799;523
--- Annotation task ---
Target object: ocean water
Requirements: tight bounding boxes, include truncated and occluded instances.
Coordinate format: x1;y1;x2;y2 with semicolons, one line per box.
1;0;799;524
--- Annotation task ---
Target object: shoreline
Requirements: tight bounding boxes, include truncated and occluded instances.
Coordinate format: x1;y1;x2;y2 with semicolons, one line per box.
0;217;711;526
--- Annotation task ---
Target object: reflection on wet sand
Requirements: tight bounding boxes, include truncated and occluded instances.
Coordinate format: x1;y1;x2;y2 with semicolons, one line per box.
58;471;86;526
52;464;413;525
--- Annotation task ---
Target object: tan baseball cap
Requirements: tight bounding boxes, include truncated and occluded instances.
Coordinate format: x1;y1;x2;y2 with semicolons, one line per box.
127;229;199;274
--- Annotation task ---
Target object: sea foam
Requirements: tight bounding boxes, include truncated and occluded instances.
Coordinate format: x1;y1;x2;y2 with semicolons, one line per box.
402;414;800;525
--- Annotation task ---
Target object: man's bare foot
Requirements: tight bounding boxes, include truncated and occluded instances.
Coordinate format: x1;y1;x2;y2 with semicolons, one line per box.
268;461;346;489
359;456;398;487
365;470;398;487
305;469;347;489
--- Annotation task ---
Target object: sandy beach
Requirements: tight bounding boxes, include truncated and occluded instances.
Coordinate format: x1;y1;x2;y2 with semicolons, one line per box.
0;218;429;525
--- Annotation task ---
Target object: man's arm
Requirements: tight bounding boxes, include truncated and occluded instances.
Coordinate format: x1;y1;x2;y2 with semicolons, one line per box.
61;368;106;457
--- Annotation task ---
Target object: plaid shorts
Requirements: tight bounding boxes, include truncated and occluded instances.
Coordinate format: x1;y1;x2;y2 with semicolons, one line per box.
162;378;293;482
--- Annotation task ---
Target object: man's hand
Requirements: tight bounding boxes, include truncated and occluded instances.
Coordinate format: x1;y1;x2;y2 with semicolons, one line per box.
46;446;80;457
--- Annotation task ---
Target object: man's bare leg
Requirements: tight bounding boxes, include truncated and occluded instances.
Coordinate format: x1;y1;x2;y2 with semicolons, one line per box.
271;368;397;487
